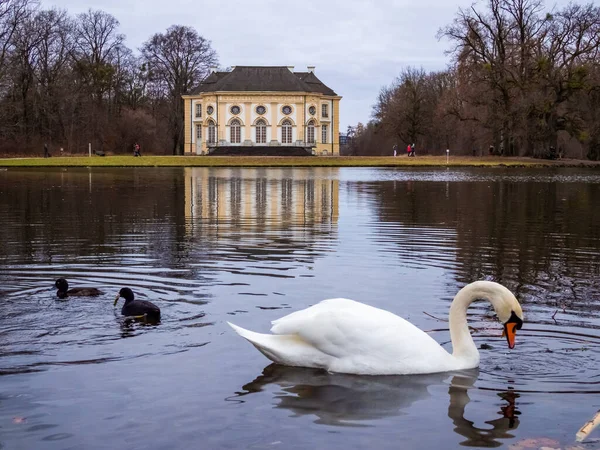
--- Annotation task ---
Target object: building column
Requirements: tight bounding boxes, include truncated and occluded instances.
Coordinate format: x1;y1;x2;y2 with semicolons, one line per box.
270;103;278;144
245;102;252;144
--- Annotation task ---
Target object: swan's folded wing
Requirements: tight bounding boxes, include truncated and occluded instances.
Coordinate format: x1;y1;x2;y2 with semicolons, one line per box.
270;298;443;362
270;298;363;333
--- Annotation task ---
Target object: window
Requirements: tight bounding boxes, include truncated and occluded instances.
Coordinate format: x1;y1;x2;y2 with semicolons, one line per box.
282;105;292;115
230;119;241;143
207;105;214;115
308;105;316;116
282;119;292;144
306;120;315;144
196;125;202;140
195;103;202;118
256;105;266;115
207;120;216;143
321;124;327;143
230;105;240;115
321;103;328;118
255;119;267;144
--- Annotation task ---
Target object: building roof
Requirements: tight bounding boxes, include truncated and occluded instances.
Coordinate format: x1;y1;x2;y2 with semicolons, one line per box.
294;71;337;96
190;66;338;96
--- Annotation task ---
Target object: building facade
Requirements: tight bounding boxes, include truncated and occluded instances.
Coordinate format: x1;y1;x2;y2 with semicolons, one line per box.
182;66;341;156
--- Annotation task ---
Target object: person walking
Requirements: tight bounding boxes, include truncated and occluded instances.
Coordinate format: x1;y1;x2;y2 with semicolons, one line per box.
410;143;416;157
393;144;398;157
406;144;411;156
133;143;141;157
43;143;49;158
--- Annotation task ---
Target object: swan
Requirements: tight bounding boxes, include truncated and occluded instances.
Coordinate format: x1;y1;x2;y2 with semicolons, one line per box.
227;280;523;375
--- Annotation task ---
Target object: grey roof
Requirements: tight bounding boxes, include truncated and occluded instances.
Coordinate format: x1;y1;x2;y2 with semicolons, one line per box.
190;66;337;96
295;71;337;96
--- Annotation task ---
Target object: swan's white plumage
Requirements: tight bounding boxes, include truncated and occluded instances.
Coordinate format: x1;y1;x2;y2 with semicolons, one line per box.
230;298;456;375
271;298;457;374
228;281;522;375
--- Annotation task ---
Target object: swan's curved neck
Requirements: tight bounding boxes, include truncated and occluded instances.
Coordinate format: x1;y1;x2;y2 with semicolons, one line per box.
448;284;502;363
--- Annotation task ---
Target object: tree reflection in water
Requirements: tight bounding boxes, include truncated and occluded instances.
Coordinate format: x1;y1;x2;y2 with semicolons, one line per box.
234;364;520;447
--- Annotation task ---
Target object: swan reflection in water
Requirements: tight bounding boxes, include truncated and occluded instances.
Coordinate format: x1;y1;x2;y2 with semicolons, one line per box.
234;364;520;447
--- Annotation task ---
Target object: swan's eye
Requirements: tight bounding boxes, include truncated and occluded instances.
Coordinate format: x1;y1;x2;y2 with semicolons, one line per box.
506;311;523;330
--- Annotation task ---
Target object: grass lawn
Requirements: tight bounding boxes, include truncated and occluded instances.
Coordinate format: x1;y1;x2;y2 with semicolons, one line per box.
0;155;598;168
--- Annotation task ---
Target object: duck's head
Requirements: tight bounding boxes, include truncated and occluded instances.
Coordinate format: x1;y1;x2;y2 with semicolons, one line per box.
55;278;68;292
114;287;135;306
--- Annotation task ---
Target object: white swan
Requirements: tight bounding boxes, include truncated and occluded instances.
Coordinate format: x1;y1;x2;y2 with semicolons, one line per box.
228;280;524;375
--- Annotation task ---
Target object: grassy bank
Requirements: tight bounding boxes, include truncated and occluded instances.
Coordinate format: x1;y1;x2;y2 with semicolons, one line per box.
0;155;599;168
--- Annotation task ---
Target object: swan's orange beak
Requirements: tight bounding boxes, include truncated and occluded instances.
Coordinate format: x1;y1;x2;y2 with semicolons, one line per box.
502;322;518;349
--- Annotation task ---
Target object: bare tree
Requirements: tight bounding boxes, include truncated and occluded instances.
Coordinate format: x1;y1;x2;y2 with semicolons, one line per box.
353;0;600;159
70;9;125;152
440;0;523;155
532;3;600;157
0;0;35;84
72;9;124;98
141;25;218;154
33;9;77;146
0;4;221;155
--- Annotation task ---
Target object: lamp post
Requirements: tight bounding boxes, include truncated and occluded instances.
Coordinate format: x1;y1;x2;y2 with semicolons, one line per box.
446;148;449;164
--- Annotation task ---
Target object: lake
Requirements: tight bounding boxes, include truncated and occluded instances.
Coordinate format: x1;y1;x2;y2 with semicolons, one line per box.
1;166;600;450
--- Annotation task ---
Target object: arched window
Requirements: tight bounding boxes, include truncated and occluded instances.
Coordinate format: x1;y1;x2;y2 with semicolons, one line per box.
207;120;216;143
230;119;241;143
255;119;267;144
306;120;315;144
282;119;292;144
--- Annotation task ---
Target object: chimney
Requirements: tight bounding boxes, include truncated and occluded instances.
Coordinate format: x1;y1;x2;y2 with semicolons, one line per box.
287;66;295;72
210;66;218;73
307;66;315;73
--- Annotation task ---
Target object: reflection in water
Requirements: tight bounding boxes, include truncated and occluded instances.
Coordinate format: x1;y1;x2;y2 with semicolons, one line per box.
1;167;599;449
235;364;519;446
184;167;339;232
0;167;342;378
370;169;600;315
449;381;520;447
118;316;160;338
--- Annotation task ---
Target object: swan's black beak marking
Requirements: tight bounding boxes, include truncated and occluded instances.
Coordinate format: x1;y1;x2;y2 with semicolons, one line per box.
502;311;523;349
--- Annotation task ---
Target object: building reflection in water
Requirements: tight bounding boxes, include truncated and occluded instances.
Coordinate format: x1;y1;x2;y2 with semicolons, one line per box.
183;167;339;235
233;364;520;447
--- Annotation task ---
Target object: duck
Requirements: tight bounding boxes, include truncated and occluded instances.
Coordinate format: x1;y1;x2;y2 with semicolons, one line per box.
55;278;103;299
228;280;524;375
114;288;161;322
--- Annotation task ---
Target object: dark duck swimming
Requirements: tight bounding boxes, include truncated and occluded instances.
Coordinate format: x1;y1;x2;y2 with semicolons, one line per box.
114;288;161;322
55;278;103;299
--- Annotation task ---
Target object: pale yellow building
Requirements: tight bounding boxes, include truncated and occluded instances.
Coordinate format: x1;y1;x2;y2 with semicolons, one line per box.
182;66;341;156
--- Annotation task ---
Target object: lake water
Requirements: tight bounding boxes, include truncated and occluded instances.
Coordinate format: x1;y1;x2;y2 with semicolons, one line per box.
1;166;600;450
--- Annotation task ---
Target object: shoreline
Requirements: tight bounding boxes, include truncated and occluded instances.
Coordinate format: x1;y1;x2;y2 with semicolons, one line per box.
1;155;599;168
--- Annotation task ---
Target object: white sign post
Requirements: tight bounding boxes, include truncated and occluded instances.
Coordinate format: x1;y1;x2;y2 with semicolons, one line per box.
89;143;92;157
446;148;449;164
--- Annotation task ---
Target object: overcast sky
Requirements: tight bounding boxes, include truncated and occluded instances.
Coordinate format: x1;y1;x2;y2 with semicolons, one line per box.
40;0;562;130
